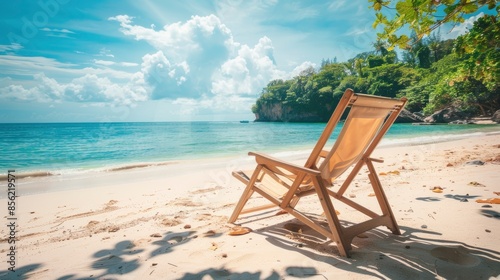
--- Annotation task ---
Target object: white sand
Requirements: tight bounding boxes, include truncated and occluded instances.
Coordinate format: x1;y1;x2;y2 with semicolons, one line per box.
1;134;500;279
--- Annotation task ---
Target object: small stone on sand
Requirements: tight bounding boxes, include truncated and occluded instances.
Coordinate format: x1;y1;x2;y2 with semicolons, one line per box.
203;230;216;237
466;160;485;165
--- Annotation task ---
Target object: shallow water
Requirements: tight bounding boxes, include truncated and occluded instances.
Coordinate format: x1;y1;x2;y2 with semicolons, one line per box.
0;122;499;176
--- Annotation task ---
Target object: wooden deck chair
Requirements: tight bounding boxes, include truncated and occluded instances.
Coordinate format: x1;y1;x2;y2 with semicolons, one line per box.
229;88;407;257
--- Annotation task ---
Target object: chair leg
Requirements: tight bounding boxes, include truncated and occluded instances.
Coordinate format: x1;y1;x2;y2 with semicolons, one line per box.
289;196;300;208
229;166;262;223
311;176;352;257
365;160;401;235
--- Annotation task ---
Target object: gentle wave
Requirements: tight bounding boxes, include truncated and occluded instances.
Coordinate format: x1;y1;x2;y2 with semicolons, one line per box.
0;161;180;179
268;129;500;159
381;130;500;147
0;171;55;180
104;161;178;172
0;122;498;178
0;130;498;179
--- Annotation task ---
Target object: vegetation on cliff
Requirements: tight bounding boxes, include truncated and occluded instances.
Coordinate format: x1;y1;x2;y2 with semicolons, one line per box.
253;9;499;122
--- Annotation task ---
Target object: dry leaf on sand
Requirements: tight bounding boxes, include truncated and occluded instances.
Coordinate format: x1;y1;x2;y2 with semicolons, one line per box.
228;226;252;236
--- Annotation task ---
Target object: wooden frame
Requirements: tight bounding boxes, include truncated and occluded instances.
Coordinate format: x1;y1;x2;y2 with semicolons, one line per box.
229;89;407;257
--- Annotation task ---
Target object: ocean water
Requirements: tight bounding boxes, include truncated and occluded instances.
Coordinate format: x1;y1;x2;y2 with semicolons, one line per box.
0;122;499;176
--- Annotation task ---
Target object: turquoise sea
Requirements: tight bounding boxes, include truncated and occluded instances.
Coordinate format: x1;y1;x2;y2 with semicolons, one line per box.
1;122;499;176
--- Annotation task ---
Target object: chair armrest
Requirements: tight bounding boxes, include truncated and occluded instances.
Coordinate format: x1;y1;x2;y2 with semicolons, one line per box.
248;152;321;176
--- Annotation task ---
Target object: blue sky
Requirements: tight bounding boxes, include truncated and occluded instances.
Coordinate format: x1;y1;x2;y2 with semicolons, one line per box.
0;0;490;122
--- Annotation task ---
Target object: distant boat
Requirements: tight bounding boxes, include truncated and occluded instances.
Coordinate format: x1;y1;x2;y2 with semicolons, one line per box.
239;120;250;123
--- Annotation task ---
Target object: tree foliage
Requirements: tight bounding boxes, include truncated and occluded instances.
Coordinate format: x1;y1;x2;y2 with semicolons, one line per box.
454;14;500;90
251;9;499;122
369;0;499;49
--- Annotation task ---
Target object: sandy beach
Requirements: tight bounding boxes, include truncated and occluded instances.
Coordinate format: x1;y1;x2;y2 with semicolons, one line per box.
1;133;500;279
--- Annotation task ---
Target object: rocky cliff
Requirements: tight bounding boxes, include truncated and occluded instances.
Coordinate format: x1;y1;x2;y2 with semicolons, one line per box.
254;103;329;122
254;102;499;124
254;102;423;123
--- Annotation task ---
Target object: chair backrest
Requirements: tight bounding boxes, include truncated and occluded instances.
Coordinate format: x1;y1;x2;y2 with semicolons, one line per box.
304;89;407;182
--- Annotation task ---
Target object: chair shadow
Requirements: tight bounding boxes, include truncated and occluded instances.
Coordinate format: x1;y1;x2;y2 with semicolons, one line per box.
249;217;500;279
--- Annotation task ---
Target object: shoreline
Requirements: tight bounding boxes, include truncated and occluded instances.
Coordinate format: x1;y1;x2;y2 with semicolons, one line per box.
1;124;499;182
0;133;499;278
3;129;499;198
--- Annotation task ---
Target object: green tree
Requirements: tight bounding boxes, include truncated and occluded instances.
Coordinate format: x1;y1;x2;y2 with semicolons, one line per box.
404;54;460;114
373;39;389;56
427;31;442;63
365;64;420;97
369;0;499;49
454;14;500;91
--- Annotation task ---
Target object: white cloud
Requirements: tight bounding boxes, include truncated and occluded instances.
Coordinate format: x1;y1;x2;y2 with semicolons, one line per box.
120;62;139;67
34;73;65;100
211;36;286;96
93;59;139;67
0;14;300;116
67;72;149;105
0;84;46;102
0;43;23;53
41;28;75;34
139;50;193;98
40;27;75;38
109;14;287;104
94;59;115;66
98;47;115;58
440;12;485;40
0;72;149;106
109;14;236;58
290;61;317;78
328;0;348;11
0;55;78;77
0;55;134;80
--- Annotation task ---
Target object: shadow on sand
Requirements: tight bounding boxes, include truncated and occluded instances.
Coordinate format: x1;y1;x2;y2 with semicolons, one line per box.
3;220;499;279
244;218;500;279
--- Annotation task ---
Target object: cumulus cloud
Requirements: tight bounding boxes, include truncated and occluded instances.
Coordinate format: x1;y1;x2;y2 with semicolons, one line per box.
0;72;149;106
290;61;317;77
0;84;46;102
212;36;285;96
109;14;289;104
109;14;236;99
1;14;306;114
109;14;236;60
